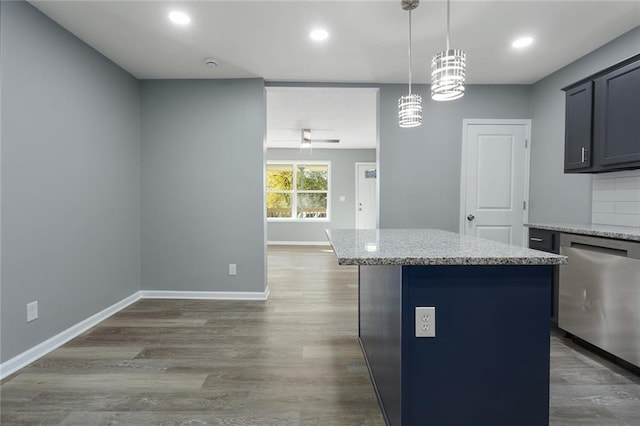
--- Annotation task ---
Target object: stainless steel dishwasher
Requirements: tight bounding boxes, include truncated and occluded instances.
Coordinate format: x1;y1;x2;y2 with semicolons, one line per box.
559;233;640;368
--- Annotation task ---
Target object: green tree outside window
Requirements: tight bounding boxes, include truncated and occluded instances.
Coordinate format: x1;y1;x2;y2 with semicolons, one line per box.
267;163;329;219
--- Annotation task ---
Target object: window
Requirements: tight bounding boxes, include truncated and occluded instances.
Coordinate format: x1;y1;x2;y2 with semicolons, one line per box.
267;162;330;221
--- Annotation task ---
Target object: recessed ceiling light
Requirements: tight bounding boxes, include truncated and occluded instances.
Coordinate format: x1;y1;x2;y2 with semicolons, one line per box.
512;36;534;48
169;11;191;25
310;29;329;42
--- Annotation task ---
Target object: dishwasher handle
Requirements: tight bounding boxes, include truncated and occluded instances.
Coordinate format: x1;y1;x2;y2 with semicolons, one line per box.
560;233;640;260
570;242;627;257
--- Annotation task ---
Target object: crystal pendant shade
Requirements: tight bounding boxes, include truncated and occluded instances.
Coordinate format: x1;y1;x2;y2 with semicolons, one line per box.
398;94;422;128
431;49;466;101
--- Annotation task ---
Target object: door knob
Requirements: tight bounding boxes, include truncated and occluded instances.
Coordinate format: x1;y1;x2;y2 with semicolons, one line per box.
359;208;363;211
467;214;475;221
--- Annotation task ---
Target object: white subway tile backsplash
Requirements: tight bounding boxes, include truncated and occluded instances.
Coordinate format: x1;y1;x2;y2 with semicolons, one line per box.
592;201;615;213
592;212;640;227
592;189;617;202
614;190;640;202
592;213;618;225
615;215;640;227
592;172;640;228
615;202;640;215
593;177;616;191
616;177;640;191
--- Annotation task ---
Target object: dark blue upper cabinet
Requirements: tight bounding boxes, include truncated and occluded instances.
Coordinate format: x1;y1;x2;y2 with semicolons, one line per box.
563;54;640;174
594;60;640;168
564;82;593;172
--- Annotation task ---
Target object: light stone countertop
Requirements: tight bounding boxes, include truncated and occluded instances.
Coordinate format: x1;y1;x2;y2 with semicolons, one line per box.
326;228;567;266
526;223;640;242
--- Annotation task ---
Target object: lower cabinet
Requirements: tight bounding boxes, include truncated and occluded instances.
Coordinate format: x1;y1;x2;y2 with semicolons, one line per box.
529;228;560;325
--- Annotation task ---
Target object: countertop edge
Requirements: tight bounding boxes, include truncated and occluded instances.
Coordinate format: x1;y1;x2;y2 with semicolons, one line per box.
526;223;640;242
337;257;567;266
328;228;567;266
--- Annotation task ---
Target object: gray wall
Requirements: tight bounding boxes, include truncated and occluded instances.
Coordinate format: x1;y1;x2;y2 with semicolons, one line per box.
1;1;141;362
378;85;532;231
140;79;266;293
266;148;376;242
529;26;640;224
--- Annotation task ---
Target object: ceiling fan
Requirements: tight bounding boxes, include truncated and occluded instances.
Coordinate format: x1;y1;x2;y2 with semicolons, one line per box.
271;128;340;146
300;129;340;145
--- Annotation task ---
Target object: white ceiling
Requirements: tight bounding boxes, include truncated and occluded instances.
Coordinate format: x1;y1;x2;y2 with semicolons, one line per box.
29;1;640;150
30;1;640;84
266;87;378;149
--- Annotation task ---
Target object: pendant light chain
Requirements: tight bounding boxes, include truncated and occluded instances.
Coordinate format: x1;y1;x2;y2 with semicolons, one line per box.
398;0;422;128
446;0;450;51
408;8;413;95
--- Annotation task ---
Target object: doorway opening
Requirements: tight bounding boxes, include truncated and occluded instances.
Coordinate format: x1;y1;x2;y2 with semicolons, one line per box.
263;86;379;280
355;162;377;229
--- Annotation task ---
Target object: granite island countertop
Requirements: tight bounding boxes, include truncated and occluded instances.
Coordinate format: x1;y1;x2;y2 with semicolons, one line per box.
326;228;567;266
526;223;640;242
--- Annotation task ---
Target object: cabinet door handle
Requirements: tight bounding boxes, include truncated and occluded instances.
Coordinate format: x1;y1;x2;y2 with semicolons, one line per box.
530;237;544;242
580;147;589;163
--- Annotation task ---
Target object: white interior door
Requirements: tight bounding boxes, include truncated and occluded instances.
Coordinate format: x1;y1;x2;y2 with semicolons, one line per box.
356;162;377;229
460;120;530;246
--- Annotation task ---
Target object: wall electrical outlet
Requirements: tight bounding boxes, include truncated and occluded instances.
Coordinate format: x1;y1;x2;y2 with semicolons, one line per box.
415;306;435;337
27;301;39;322
228;263;237;276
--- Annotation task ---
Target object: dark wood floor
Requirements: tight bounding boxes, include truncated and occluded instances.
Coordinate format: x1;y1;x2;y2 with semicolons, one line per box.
549;332;640;425
1;245;639;425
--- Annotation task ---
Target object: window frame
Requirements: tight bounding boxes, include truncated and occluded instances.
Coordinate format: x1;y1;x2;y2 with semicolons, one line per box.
266;160;331;222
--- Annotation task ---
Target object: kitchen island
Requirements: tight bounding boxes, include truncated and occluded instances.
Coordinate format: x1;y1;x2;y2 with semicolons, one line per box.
326;229;567;426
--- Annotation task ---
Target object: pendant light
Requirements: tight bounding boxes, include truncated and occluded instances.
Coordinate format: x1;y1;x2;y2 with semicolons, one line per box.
431;0;466;101
398;0;422;128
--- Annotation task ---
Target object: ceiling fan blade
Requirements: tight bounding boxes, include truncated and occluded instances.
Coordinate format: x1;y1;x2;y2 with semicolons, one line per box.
311;139;340;143
267;127;333;131
269;128;339;145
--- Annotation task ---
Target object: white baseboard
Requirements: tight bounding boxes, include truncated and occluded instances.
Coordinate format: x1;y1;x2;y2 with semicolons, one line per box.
0;291;142;380
0;287;270;380
268;240;330;246
140;287;270;301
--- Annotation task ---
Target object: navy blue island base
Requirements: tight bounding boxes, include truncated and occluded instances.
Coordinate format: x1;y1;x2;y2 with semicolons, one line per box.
359;264;553;426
